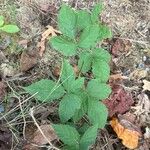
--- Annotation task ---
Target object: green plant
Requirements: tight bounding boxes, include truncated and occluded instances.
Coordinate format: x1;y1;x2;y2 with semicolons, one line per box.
0;15;19;33
24;3;112;150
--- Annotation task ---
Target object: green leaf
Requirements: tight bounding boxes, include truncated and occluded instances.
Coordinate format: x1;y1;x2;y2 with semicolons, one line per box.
61;60;75;92
63;145;79;150
79;125;98;150
88;100;108;128
78;52;93;73
70;77;85;93
87;79;111;100
0;16;4;27
59;94;81;122
98;25;112;40
58;4;77;39
50;36;77;56
92;59;110;82
91;3;103;23
92;48;111;62
78;25;100;48
77;10;91;30
73;91;88;122
24;79;65;102
0;25;19;33
53;124;80;147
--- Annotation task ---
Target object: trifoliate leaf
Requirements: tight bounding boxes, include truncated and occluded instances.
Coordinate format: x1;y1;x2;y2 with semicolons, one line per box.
77;10;91;30
73;91;88;122
98;25;112;40
50;36;77;56
61;60;75;92
92;59;110;82
0;25;19;33
78;25;100;48
91;3;103;23
0;16;4;27
88;100;108;128
78;52;93;73
24;79;65;102
79;125;98;150
87;79;111;100
58;4;77;39
52;124;80;147
92;48;111;62
59;94;81;122
70;77;85;93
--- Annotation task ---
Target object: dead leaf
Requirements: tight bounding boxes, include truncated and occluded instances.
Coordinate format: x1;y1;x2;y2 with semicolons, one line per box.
23;124;58;150
111;39;132;57
31;124;58;145
53;66;61;77
37;26;61;57
143;80;150;91
103;84;134;117
129;69;148;80
110;117;141;149
20;50;38;72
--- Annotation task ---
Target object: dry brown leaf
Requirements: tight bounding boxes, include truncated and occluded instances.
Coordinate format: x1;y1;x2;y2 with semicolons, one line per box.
110;117;141;149
53;66;61;77
110;39;132;57
103;84;134;117
37;26;61;57
31;124;58;145
20;50;38;72
143;80;150;91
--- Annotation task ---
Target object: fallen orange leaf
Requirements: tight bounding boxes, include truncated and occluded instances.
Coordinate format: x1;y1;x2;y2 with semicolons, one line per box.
110;117;141;149
37;25;61;57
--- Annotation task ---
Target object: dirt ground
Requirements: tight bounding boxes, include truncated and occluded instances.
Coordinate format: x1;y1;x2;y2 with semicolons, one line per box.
0;0;150;150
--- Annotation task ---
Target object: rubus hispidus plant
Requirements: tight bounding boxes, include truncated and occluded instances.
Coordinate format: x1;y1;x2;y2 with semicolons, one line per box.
24;3;112;150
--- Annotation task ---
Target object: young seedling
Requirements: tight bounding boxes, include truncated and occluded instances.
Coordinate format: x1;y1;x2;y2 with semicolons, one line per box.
0;15;19;33
24;3;112;150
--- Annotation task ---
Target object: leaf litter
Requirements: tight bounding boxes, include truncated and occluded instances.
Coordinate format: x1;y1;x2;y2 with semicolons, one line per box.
0;0;150;149
103;84;134;117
